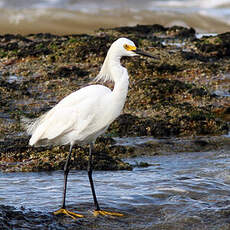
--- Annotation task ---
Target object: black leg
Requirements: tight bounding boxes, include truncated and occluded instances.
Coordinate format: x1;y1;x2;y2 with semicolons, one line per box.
87;143;100;211
54;144;84;219
61;144;73;209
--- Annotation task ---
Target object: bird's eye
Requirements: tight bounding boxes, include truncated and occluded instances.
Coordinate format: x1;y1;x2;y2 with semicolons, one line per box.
124;44;136;51
123;44;129;50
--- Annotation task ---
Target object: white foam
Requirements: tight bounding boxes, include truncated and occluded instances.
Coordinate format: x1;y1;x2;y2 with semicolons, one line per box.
157;186;187;193
152;0;230;9
8;8;48;24
9;12;26;24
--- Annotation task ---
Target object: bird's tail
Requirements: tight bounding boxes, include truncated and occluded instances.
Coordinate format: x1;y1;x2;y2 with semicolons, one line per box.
21;115;44;136
20;116;35;135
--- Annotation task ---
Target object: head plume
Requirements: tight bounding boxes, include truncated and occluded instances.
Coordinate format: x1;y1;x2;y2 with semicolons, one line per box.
95;38;136;82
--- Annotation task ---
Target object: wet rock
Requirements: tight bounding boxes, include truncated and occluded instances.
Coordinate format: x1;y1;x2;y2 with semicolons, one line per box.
0;205;83;230
105;24;196;39
0;24;229;171
28;33;61;40
110;112;227;138
48;65;89;79
0;137;132;172
214;106;230;121
109;114;180;137
110;24;167;35
74;35;115;60
166;26;196;38
195;32;230;57
188;87;208;97
123;78;228;137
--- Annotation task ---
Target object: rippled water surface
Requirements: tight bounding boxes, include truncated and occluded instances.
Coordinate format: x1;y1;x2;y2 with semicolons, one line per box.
1;149;230;229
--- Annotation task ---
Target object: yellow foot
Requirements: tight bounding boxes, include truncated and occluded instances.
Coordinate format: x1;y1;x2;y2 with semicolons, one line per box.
93;210;124;217
53;208;84;219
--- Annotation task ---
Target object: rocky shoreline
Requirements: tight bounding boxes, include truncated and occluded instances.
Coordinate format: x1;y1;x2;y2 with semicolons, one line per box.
0;24;229;172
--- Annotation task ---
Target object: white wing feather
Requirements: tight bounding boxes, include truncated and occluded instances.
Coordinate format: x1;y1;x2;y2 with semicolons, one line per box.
28;85;111;146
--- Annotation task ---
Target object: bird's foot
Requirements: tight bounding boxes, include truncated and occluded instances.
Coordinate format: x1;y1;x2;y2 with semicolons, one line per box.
53;208;84;219
93;210;124;217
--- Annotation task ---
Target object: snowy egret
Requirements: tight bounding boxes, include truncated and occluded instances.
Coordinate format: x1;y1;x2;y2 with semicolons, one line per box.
25;37;155;219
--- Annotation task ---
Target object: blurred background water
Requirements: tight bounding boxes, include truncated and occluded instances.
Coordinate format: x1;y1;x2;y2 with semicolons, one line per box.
0;0;230;35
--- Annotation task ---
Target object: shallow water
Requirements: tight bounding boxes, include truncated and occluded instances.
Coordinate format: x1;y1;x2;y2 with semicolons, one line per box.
1;148;230;228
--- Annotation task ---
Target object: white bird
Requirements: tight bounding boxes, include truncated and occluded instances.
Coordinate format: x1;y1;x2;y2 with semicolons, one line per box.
25;37;154;219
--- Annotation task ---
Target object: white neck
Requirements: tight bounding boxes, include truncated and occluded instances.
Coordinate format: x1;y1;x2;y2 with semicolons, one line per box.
95;47;130;125
109;61;129;120
111;65;129;96
104;50;129;96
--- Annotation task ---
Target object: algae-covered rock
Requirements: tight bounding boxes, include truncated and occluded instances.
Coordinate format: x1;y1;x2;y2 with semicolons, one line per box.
195;32;230;57
0;24;229;172
0;137;132;172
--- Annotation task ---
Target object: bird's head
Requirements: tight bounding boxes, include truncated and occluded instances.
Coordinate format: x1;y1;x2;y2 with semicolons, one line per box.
112;37;155;58
95;37;155;82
